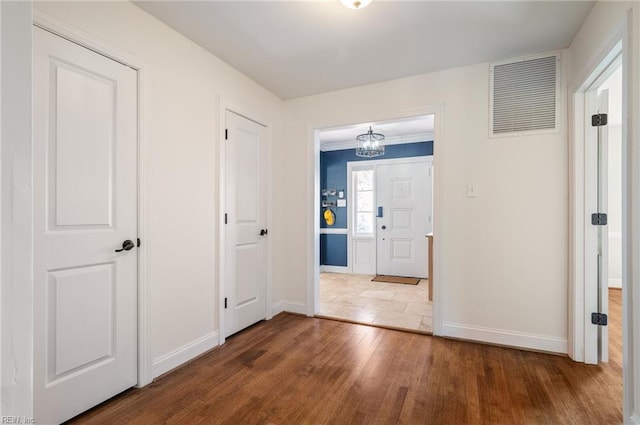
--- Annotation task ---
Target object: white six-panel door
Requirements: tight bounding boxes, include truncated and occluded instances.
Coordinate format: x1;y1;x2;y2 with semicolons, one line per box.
224;110;267;337
376;160;432;278
34;27;138;424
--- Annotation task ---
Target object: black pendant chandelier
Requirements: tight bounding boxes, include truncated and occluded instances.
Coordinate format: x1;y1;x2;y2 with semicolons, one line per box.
355;126;385;158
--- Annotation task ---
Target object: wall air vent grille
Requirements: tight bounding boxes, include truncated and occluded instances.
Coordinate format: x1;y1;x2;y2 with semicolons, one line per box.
490;54;560;136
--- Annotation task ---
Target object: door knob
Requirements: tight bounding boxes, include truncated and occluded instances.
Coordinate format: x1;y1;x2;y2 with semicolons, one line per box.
259;229;268;236
115;239;135;252
381;225;386;230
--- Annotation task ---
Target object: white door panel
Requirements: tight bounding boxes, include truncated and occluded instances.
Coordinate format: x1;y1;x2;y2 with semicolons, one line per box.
376;160;432;278
34;27;138;424
53;65;114;226
352;238;375;274
225;111;267;337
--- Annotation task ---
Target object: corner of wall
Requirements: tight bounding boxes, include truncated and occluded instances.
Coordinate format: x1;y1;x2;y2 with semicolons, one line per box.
272;300;308;317
152;332;220;379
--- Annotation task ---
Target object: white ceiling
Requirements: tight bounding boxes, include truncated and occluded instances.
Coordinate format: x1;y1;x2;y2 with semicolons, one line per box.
319;115;434;151
135;0;594;100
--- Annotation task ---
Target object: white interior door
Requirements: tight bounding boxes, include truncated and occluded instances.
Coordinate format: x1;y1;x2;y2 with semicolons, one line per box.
34;27;138;424
596;89;610;363
376;159;432;278
224;110;267;337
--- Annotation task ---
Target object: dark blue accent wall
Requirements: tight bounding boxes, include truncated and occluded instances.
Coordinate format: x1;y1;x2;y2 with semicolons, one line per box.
320;141;433;266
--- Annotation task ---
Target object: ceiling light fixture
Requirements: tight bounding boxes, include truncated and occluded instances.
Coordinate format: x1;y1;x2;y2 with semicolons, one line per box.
355;126;385;158
340;0;372;10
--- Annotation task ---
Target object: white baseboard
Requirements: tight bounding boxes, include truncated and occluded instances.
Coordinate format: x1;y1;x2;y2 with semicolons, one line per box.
272;300;308;316
609;279;622;288
320;265;349;273
152;331;219;378
443;322;568;354
272;300;284;316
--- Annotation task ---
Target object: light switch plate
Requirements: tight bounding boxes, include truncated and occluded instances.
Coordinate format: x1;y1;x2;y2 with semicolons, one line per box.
466;183;478;198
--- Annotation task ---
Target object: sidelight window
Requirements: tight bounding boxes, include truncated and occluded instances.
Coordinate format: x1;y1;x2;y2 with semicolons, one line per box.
352;169;374;235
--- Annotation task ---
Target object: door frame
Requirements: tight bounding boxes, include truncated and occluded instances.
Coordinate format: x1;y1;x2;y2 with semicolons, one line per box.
570;25;624;362
346;156;433;276
217;101;272;346
569;10;637;422
2;2;33;416
583;63;628;364
309;106;444;336
33;10;152;388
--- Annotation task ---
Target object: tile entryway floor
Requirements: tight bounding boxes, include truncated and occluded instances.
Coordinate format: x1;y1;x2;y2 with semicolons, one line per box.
318;272;432;333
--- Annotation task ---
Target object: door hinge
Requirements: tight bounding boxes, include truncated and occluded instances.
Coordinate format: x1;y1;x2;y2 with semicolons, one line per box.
225;129;228;140
225;213;228;224
591;113;608;127
137;238;141;247
591;312;608;326
224;297;228;309
591;213;608;226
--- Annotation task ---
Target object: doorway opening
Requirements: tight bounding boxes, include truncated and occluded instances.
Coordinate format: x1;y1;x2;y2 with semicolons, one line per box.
315;115;435;333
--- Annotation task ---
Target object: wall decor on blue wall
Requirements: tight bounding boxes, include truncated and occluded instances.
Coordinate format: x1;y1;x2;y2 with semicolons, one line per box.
319;141;433;267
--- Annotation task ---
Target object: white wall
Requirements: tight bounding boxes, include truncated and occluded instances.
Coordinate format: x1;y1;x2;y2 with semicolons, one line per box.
33;1;283;377
277;55;570;352
608;123;623;288
1;1;33;417
568;1;640;422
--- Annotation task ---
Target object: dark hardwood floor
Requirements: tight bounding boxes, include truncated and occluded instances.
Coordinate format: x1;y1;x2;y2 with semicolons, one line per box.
68;290;623;425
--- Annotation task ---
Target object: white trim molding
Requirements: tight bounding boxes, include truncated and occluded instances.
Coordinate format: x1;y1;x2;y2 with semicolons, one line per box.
152;332;219;379
443;322;568;354
2;2;34;418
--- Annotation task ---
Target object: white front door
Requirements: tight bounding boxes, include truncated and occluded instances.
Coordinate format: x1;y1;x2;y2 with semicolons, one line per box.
224;110;267;337
33;27;138;424
376;160;432;278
